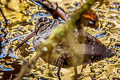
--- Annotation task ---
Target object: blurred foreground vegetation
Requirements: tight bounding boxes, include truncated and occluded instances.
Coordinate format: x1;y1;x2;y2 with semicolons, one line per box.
0;0;120;80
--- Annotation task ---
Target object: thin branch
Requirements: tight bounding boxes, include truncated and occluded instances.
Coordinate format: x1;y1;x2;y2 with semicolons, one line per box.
30;0;68;21
0;8;8;39
0;8;8;29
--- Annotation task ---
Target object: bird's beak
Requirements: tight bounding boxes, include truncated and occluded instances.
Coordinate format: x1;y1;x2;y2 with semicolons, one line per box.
15;28;39;51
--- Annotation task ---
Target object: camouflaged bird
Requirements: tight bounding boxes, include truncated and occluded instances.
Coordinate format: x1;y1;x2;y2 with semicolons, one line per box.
33;10;115;80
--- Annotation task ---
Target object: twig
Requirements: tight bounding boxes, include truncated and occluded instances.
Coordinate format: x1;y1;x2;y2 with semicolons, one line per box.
30;0;68;21
0;8;8;30
0;8;8;39
14;53;40;80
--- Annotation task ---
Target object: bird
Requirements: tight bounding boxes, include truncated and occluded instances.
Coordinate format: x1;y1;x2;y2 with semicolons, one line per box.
32;10;115;80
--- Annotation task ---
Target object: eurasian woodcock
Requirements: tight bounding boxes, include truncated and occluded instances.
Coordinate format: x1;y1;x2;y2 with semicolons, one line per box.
33;11;115;80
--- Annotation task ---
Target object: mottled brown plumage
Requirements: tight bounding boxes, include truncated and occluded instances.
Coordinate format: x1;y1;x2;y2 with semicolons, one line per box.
33;16;115;80
15;9;114;80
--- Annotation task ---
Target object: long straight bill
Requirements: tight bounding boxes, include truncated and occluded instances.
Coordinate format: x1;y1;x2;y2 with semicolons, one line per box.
15;29;38;51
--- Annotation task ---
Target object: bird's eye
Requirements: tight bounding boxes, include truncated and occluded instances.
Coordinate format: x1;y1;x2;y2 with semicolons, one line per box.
88;20;95;25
